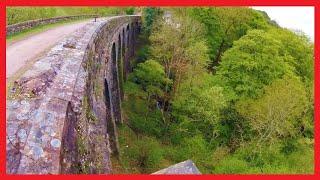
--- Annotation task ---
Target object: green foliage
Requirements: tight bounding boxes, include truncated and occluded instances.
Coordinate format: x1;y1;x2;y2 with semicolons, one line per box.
213;138;313;174
136;45;151;64
150;14;208;69
236;75;308;144
268;28;314;83
215;29;293;99
131;60;172;94
188;7;271;70
6;7;122;25
142;7;161;36
128;136;164;173
164;135;215;173
123;60;170;137
123;82;162;137
215;106;251;151
116;7;314;175
117;126;164;173
7;7;56;25
180;136;214;173
171;73;226;142
125;7;135;15
150;13;209;96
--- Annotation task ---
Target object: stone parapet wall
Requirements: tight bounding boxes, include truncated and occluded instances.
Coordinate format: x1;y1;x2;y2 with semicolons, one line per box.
6;14;99;36
152;160;201;174
6;15;141;174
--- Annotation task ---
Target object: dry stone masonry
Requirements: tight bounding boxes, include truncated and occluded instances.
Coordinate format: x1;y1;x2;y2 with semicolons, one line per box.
6;15;99;36
6;15;141;174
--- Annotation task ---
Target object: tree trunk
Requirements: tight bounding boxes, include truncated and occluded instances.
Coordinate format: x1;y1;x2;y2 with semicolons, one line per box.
210;39;225;72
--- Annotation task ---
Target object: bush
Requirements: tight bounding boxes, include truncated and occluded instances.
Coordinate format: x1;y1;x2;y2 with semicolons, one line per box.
142;8;161;36
136;45;151;64
123;81;166;138
165;135;215;174
128;107;164;138
212;138;314;174
214;156;258;174
171;73;226;142
126;136;164;173
125;7;135;15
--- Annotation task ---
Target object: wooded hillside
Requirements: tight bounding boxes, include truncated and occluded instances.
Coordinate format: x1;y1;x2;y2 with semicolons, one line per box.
113;7;314;174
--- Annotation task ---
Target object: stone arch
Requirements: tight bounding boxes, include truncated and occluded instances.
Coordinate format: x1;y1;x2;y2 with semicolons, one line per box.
126;25;129;49
111;43;122;124
60;101;77;173
130;23;135;57
117;34;122;73
126;24;130;48
122;28;127;82
118;34;124;99
104;78;119;155
136;21;140;33
125;24;130;75
122;28;125;59
104;78;112;118
111;43;117;78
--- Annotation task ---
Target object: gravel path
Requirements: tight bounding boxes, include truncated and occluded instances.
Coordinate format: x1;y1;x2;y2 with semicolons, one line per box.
6;20;93;79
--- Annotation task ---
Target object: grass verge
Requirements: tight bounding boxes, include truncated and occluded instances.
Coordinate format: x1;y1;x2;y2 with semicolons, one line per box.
6;17;94;44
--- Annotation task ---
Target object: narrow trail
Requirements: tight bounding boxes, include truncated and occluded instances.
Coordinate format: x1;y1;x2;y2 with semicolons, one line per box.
6;20;93;80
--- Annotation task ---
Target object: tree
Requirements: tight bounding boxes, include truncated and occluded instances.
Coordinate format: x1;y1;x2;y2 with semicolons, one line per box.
189;7;272;71
130;60;172;127
131;60;172;100
268;28;314;84
171;73;226;141
214;29;293;100
236;75;308;145
150;12;209;96
212;28;314;150
142;7;161;36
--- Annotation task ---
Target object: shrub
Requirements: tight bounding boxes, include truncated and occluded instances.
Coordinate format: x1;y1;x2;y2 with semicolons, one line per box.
125;7;135;15
213;138;314;174
127;136;164;173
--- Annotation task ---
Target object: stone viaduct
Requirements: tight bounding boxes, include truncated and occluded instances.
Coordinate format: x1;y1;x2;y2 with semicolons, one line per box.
6;15;141;174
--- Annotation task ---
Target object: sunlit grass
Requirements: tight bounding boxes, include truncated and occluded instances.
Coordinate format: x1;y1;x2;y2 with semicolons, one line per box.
6;18;91;44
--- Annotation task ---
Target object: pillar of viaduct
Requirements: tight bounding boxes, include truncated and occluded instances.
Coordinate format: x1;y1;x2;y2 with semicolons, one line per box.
6;16;141;174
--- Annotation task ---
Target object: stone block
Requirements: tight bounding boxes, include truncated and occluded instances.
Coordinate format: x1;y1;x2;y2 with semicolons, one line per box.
152;160;201;175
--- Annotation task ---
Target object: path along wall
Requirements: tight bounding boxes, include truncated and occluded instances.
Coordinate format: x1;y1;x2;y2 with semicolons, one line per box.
6;14;99;36
6;15;141;174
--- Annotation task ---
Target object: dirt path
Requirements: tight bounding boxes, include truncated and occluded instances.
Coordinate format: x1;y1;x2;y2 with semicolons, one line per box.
6;20;93;80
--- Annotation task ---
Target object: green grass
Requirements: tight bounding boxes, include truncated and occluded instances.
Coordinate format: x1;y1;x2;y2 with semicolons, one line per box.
6;18;92;44
6;7;123;25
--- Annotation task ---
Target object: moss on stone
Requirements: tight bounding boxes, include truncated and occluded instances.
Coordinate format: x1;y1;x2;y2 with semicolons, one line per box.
94;134;106;172
7;83;37;100
82;95;98;123
7;84;23;100
74;95;95;173
93;78;103;99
